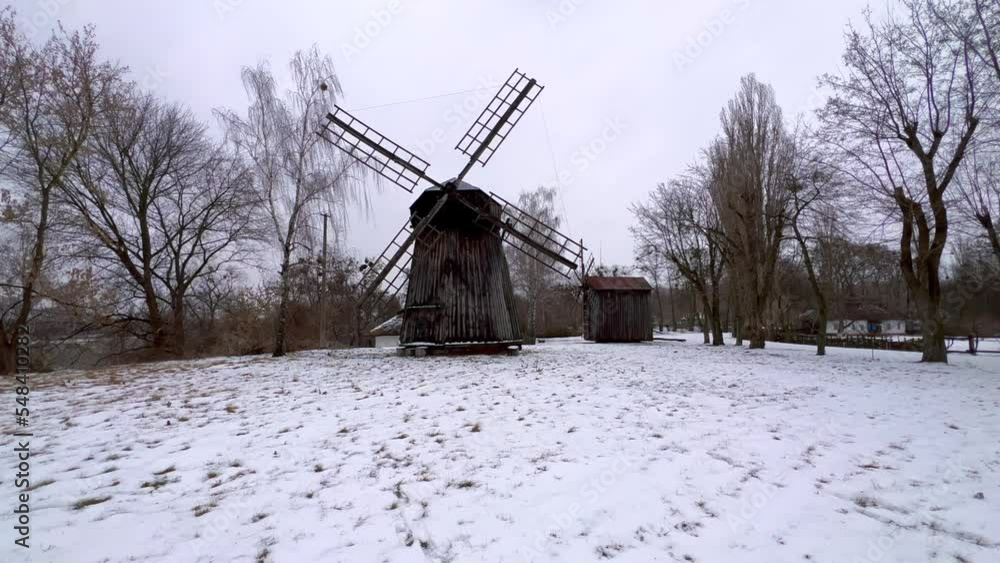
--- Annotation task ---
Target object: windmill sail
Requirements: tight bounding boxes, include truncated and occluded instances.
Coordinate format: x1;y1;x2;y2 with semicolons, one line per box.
358;196;448;306
320;106;441;193
455;69;544;178
452;190;584;278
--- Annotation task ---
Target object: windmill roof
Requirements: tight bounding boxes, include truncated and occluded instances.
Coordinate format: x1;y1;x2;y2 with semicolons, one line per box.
586;276;653;292
370;315;403;337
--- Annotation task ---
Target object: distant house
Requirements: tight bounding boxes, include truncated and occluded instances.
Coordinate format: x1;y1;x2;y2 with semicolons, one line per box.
370;315;402;348
801;303;910;336
583;276;654;343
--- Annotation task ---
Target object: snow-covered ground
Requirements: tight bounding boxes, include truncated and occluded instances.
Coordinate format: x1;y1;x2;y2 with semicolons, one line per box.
2;334;999;563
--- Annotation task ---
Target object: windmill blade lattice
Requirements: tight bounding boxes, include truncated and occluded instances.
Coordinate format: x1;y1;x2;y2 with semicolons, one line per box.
452;190;584;279
358;212;444;307
321;106;439;193
455;69;544;169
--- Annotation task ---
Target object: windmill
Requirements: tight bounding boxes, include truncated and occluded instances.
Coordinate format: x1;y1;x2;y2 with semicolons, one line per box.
318;69;585;354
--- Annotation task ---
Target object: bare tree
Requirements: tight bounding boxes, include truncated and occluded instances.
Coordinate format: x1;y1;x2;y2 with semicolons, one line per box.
61;92;209;355
153;148;257;354
217;47;367;357
634;245;666;332
955;146;1000;267
709;75;794;349
818;1;985;362
0;16;120;374
633;177;726;346
507;186;563;340
788;133;845;355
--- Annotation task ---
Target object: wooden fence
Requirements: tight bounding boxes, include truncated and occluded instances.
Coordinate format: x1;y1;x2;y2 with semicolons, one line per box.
772;333;924;352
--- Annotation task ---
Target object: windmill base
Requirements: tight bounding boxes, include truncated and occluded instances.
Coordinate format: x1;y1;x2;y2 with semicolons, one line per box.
397;341;522;357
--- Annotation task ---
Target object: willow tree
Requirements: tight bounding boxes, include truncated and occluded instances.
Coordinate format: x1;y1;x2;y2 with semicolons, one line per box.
818;1;985;363
217;48;368;357
507;186;564;341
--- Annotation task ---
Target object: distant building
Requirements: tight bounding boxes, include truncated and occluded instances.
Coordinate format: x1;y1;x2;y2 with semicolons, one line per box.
370;315;402;348
583;276;654;343
800;303;912;336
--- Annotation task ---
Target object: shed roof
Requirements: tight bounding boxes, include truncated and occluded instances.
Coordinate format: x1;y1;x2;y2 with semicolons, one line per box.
585;276;653;292
370;315;403;337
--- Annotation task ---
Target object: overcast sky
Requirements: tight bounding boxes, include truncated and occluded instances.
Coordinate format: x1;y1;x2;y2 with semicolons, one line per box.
13;0;887;267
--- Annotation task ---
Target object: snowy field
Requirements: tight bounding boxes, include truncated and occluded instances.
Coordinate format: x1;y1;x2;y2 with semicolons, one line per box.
2;335;999;563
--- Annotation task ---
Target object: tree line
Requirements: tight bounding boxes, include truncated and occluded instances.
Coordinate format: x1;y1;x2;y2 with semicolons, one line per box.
633;0;999;362
0;8;377;373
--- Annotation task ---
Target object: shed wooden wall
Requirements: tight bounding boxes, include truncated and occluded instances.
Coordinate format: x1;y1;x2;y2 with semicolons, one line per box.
584;290;653;343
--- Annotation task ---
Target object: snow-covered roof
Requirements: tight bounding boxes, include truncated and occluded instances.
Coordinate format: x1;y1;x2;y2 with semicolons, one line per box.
370;315;403;337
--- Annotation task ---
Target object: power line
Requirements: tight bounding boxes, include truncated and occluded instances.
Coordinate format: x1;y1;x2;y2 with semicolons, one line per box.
346;85;501;113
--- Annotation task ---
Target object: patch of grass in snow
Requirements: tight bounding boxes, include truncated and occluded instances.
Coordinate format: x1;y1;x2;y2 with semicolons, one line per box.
595;543;626;558
73;496;111;510
206;470;219;480
251;512;268;523
225;403;238;414
313;464;324;473
141;476;170;490
26;479;55;492
192;501;217;517
469;422;481;433
153;465;176;476
449;479;477;490
853;495;879;508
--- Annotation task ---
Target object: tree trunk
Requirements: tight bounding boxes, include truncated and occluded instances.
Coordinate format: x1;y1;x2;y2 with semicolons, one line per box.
273;255;292;358
747;292;767;349
816;305;828;357
688;285;697;331
669;283;677;331
654;283;665;332
0;337;14;376
792;220;828;356
701;298;710;345
172;295;187;357
921;286;948;363
710;282;724;346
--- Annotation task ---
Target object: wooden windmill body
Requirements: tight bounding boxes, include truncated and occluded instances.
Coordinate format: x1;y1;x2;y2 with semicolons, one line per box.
318;69;584;353
403;182;520;348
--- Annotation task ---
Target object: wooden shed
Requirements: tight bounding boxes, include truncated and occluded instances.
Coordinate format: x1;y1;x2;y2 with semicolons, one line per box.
583;276;654;343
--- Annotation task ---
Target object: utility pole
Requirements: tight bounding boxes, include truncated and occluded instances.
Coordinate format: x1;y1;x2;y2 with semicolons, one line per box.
320;213;329;349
